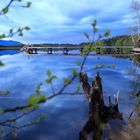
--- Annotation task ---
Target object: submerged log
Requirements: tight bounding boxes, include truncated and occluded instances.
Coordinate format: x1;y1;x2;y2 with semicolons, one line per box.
79;72;122;140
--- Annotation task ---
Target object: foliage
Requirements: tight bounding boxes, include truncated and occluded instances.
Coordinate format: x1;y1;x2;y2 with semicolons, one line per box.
0;1;45;139
100;35;133;46
129;0;140;47
35;83;43;95
0;61;5;67
72;69;77;77
28;94;47;107
64;77;71;83
0;3;129;137
104;30;110;37
0;90;10;95
45;70;57;95
46;70;57;83
76;61;81;66
0;0;31;39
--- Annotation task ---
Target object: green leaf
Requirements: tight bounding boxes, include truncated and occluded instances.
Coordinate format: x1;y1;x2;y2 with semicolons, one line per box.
100;64;105;68
83;43;95;52
28;94;47;106
94;28;98;33
17;28;22;32
72;69;77;76
92;20;97;27
84;32;89;39
25;26;30;31
51;75;57;80
0;90;10;95
2;7;9;14
45;79;51;84
76;84;81;90
26;2;32;8
18;0;22;2
19;33;23;36
104;30;110;37
76;61;81;66
64;78;71;83
0;61;5;67
36;83;42;95
0;34;6;38
80;51;84;56
47;70;51;77
9;29;13;34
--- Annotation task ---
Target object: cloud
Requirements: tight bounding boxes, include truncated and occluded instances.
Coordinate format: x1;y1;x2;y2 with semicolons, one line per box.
0;0;134;43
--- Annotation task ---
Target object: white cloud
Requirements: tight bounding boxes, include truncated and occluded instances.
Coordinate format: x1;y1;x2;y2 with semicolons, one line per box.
0;0;134;43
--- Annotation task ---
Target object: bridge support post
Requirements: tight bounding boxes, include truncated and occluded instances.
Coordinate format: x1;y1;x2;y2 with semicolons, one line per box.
34;48;37;54
96;48;100;54
121;48;123;54
28;49;33;54
117;48;120;54
48;48;53;54
80;48;83;54
63;48;68;55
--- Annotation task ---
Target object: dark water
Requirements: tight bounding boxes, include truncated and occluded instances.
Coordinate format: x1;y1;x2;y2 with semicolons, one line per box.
0;50;19;56
0;51;139;140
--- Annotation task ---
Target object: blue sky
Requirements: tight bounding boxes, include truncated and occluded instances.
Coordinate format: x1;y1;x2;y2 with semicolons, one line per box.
0;0;134;44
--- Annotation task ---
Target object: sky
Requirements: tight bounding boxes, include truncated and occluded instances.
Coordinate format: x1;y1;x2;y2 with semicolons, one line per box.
0;0;134;44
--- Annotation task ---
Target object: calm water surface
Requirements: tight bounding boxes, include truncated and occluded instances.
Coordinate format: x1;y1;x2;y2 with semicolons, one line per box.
0;51;139;140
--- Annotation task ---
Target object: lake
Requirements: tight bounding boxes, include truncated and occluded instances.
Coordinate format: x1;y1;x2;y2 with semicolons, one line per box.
0;50;139;140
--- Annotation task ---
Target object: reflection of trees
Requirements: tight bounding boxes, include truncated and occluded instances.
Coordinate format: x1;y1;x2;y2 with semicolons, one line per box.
127;64;140;93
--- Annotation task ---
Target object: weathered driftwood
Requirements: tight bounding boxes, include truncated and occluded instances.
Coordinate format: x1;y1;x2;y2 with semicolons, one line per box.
79;72;122;140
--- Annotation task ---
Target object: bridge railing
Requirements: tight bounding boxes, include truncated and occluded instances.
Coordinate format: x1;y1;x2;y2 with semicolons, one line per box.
20;45;139;55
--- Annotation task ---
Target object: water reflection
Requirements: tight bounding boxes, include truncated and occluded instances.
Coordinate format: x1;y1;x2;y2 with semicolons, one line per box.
0;51;139;140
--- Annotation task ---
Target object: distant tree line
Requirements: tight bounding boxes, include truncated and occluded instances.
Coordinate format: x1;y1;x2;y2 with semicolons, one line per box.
80;35;134;47
101;35;133;46
0;35;135;48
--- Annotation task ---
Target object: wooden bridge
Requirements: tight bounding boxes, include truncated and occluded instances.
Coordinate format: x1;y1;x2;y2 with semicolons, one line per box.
20;44;138;56
0;44;139;55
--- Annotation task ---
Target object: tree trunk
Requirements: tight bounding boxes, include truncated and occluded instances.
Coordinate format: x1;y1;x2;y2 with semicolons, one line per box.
79;72;122;140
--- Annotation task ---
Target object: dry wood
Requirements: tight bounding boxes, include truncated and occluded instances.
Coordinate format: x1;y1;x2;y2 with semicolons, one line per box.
79;72;122;140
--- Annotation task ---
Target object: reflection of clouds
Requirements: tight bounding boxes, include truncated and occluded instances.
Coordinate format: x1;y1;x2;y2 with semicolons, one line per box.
0;53;82;98
16;95;88;140
0;53;138;100
0;54;139;108
0;53;139;140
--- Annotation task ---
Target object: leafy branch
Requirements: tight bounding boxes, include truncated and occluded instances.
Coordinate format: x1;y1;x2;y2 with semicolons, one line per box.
0;0;32;15
0;0;31;39
45;70;57;95
0;20;111;139
0;27;30;39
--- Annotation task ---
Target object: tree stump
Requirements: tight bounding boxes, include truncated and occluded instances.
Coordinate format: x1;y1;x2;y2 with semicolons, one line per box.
79;72;123;140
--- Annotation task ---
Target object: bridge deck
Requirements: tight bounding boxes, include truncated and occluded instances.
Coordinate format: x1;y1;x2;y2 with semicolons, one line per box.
1;45;140;56
0;45;134;50
133;48;140;52
25;46;133;49
20;45;139;55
